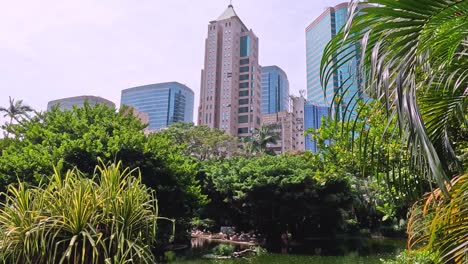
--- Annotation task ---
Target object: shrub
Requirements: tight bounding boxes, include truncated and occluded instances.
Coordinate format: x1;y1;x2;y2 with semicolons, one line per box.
211;244;235;256
0;161;173;263
381;249;437;264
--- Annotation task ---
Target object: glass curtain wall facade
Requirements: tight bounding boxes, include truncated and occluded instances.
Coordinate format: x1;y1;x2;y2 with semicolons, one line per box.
121;82;194;131
261;65;289;114
304;102;330;152
306;2;361;118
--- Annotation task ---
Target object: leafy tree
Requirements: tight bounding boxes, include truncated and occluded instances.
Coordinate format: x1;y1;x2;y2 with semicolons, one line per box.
201;155;355;247
308;102;420;226
160;122;237;160
0;103;205;243
321;0;467;262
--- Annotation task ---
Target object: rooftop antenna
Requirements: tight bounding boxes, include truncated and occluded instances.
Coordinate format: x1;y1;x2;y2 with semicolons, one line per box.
229;0;233;7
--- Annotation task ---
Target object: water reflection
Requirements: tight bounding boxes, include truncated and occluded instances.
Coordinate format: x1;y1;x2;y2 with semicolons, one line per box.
187;236;403;258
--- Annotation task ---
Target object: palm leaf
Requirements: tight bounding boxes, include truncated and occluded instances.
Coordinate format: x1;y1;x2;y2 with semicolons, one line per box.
321;0;468;196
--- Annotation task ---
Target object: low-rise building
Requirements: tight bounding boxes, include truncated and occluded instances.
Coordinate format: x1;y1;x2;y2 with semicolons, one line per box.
47;96;115;111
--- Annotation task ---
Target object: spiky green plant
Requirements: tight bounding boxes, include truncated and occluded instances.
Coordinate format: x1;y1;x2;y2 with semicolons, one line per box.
0;160;173;263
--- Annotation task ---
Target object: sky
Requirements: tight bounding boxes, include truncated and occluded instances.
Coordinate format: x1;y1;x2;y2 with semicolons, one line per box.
0;0;345;123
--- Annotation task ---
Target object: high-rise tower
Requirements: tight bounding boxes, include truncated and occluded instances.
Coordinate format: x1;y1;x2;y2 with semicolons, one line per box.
305;2;361;117
198;4;261;138
261;65;289;114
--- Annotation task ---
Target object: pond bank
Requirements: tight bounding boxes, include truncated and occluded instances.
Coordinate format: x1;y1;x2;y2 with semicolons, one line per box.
171;236;405;263
191;230;258;246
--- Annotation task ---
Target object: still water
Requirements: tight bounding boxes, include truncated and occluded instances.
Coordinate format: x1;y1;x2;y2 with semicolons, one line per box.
172;237;404;264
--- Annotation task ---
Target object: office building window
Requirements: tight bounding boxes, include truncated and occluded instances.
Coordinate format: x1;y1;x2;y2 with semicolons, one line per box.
240;66;249;73
240;58;249;65
238;115;248;123
238;127;248;134
239;75;249;81
239;90;249;97
239;82;249;88
240;36;250;57
239;99;249;105
238;107;249;113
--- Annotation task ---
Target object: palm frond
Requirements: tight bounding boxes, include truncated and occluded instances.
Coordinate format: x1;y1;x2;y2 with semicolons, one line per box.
321;0;468;195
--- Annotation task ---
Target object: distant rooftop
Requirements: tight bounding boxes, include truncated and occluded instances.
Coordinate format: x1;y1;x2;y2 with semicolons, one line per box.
47;95;115;111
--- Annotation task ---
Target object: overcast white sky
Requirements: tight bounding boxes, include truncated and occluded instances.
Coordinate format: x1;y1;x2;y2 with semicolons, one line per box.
0;0;345;122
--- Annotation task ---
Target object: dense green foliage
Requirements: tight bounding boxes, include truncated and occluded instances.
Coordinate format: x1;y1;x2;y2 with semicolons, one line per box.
200;155;356;245
0;162;167;263
160;122;238;160
308;102;419;233
211;244;235;257
0;104;206;243
380;250;437;264
321;0;467;262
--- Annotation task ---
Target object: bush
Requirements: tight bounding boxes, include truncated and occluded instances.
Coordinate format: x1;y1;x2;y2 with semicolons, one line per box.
191;218;216;231
381;249;437;264
0;161;173;263
211;244;235;256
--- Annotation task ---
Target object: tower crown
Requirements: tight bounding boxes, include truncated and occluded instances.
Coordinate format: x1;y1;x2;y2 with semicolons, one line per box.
217;5;237;21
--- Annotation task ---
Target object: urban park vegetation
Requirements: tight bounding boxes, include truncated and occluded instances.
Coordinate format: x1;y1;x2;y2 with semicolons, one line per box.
0;161;170;263
322;0;467;262
0;1;465;263
0;103;206;246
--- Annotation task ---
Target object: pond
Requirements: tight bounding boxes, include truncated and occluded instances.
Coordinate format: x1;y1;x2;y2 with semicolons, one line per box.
170;237;405;264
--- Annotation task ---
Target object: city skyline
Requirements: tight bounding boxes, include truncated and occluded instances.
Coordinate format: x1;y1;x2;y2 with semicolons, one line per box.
0;0;346;123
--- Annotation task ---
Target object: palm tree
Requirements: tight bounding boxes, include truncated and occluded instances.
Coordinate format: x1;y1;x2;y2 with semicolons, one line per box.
0;96;33;137
321;0;467;262
252;124;280;155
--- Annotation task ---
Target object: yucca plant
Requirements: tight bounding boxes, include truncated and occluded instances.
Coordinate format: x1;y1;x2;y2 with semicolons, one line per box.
320;0;467;262
0;160;173;263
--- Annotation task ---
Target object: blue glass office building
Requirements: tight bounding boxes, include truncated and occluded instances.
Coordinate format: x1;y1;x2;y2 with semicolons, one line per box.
306;2;361;118
304;102;330;152
261;65;289;114
121;82;194;131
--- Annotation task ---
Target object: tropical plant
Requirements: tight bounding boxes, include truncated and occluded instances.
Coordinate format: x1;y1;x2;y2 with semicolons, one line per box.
252;124;280;155
407;174;468;264
321;0;467;262
0;161;174;263
0;96;33;137
239;125;280;156
0;103;206;243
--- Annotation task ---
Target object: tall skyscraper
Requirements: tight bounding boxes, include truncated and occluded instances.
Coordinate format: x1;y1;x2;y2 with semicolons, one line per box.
304;102;330;152
305;2;361;117
121;82;194;131
47;95;115;111
261;65;289;114
198;4;261;138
